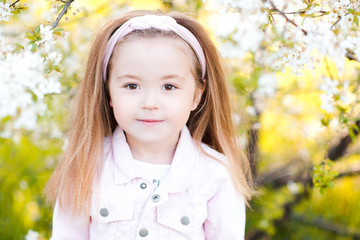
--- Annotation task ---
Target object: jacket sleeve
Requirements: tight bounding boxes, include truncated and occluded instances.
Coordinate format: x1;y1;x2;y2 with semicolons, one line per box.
204;174;246;240
50;200;90;240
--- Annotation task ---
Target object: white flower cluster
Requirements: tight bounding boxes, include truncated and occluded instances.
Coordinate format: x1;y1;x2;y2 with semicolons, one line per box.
319;77;355;113
319;78;339;113
0;24;62;134
215;0;360;114
252;74;278;112
270;0;360;75
38;24;54;44
25;229;39;240
0;2;12;22
256;74;277;98
214;0;268;58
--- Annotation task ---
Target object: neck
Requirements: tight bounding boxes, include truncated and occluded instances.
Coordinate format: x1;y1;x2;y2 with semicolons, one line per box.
126;133;180;164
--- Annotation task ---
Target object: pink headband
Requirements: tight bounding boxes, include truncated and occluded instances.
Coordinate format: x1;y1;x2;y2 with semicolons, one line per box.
102;15;206;82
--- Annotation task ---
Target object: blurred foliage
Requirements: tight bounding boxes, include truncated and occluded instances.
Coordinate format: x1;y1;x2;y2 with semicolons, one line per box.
1;0;359;239
0;135;61;239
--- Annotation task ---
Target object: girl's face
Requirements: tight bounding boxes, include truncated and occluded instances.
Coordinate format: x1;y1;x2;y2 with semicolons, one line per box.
108;37;202;149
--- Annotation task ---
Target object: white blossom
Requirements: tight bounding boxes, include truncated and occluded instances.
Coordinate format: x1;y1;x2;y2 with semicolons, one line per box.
287;181;300;194
339;0;350;7
232;113;242;126
213;0;267;58
46;51;62;66
0;45;61;130
0;2;12;22
320;78;339;96
256;74;277;97
25;229;39;240
253;122;261;130
320;93;335;113
246;106;257;117
282;94;303;114
339;81;354;105
37;24;54;44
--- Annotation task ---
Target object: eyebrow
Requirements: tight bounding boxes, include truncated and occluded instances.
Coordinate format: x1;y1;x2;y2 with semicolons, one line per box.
116;74;185;81
116;74;141;81
161;74;185;81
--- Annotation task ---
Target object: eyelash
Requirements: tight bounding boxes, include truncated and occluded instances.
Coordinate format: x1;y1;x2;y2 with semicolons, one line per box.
124;83;177;91
162;84;176;91
125;84;139;90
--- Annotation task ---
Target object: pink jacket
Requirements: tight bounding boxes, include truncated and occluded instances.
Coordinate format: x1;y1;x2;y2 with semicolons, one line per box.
51;126;246;239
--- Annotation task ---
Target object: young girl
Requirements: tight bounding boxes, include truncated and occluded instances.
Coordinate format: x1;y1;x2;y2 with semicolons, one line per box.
45;9;254;239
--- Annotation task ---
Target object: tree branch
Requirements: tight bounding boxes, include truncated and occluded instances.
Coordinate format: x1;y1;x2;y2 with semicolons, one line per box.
257;160;311;186
328;120;360;160
259;164;360;188
345;51;360;63
337;168;360;178
292;214;360;238
247;127;259;178
283;10;328;16
331;14;343;29
10;0;20;8
52;0;75;29
268;0;308;35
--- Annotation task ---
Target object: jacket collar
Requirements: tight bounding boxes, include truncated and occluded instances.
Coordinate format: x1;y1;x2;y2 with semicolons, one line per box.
111;126;200;193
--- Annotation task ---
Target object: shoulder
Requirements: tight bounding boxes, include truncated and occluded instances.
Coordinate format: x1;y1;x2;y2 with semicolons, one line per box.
200;143;227;163
197;143;230;180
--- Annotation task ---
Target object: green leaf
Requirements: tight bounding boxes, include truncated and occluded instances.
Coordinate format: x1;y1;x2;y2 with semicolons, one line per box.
58;4;65;13
54;66;62;73
54;28;65;33
336;104;346;112
352;124;360;133
35;26;40;35
14;43;24;50
349;130;356;141
20;6;29;11
347;9;355;14
25;31;33;39
30;43;37;52
354;15;359;27
11;9;20;14
339;113;348;124
313;160;339;194
321;118;329;126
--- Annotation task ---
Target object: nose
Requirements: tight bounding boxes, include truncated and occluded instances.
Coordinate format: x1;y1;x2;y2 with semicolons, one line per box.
141;89;159;110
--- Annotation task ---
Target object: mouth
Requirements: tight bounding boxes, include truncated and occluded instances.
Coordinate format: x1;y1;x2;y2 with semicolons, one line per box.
137;119;164;126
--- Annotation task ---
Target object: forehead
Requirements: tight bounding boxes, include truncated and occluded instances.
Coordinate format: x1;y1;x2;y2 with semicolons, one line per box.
109;33;198;68
108;36;197;78
116;34;194;55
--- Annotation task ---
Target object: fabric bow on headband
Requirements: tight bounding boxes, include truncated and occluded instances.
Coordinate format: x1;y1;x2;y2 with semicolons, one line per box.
102;15;207;82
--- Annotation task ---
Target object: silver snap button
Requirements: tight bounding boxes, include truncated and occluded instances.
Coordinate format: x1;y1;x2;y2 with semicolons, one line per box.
181;216;190;225
139;228;148;237
100;208;108;217
140;182;147;189
151;194;160;203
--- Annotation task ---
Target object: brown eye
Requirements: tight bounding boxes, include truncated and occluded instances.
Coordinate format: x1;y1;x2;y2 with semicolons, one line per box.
126;84;139;90
162;84;176;91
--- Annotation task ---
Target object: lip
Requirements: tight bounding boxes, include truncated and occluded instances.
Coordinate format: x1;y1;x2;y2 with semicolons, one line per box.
137;119;164;127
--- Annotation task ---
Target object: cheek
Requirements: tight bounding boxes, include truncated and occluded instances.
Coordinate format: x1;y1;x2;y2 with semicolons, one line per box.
167;100;193;120
111;97;133;117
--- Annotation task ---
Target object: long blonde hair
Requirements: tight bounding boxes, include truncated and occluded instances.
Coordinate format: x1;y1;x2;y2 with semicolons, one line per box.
45;9;254;215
